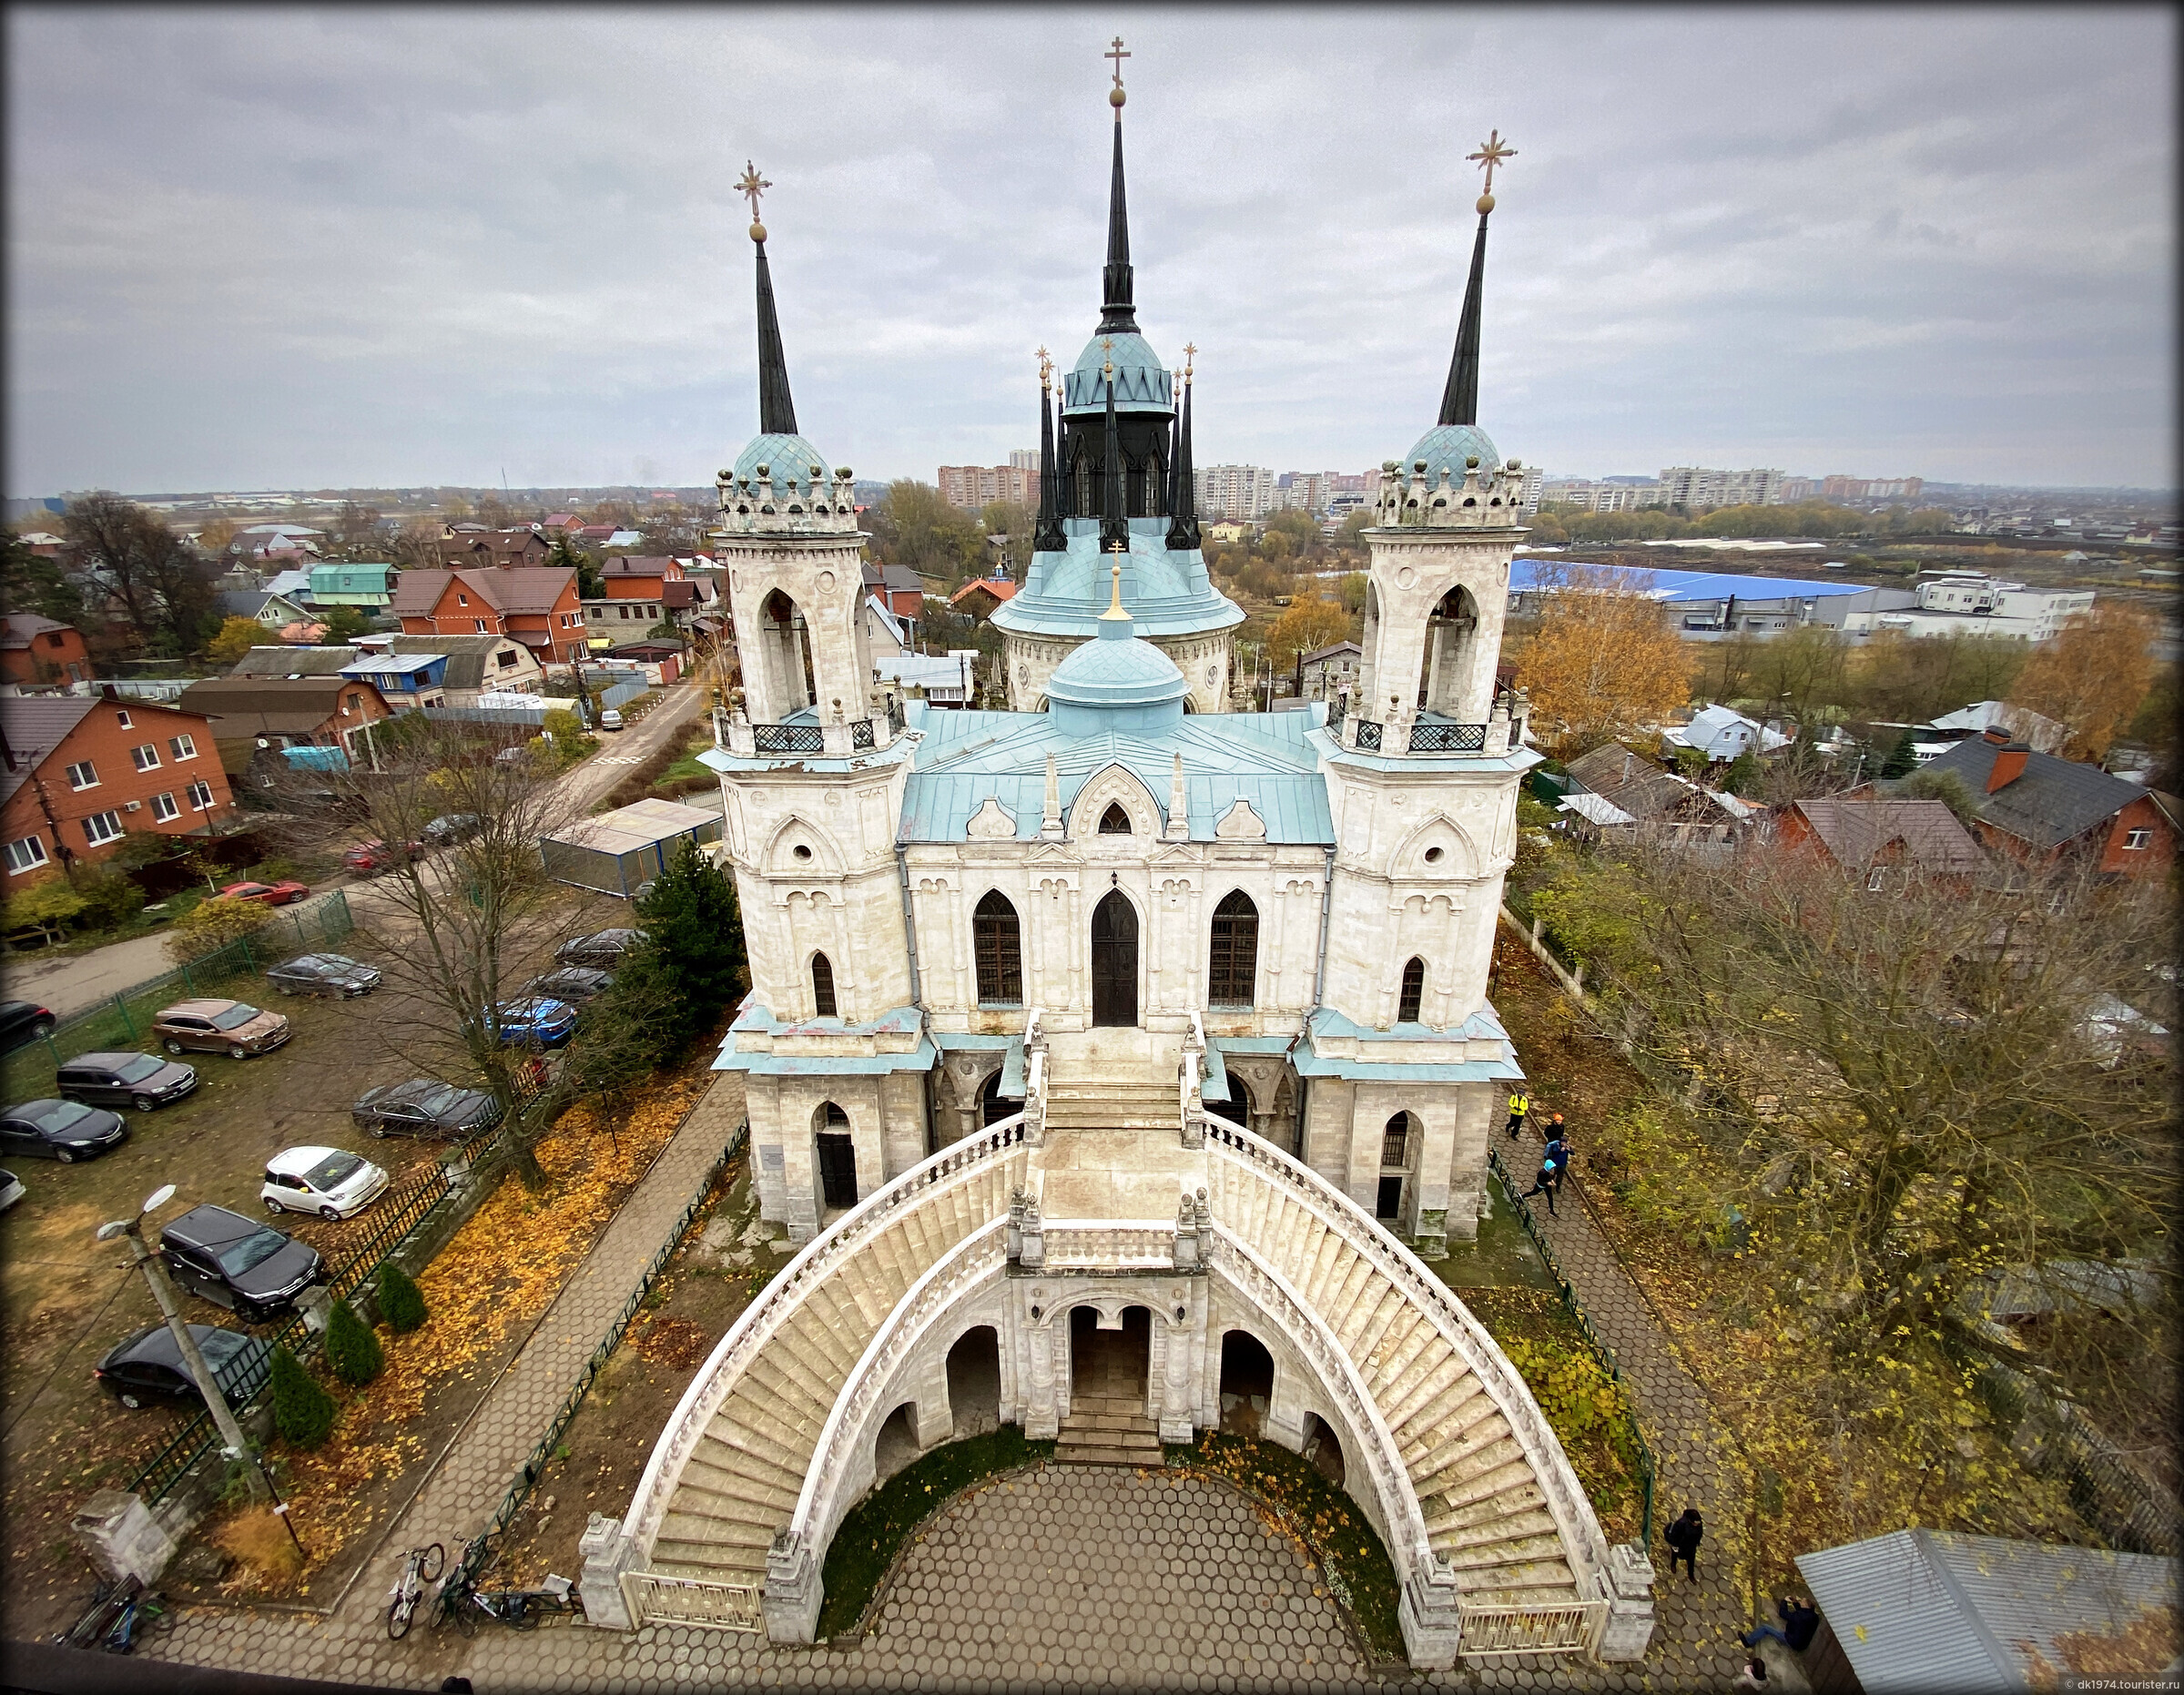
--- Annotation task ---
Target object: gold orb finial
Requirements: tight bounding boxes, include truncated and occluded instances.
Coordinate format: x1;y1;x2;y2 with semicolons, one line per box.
1101;552;1131;621
1475;194;1493;216
1111;86;1126;108
749;220;767;241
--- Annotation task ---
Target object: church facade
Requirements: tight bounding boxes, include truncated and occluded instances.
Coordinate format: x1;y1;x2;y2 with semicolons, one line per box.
592;84;1652;1671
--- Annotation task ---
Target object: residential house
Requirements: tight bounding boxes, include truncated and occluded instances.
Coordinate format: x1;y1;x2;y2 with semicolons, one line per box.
860;562;928;622
864;595;909;661
543;513;584;532
212;588;315;634
229;523;322;563
307;563;397;614
1913;728;2178;877
582;555;718;648
391;567;586;663
874;650;977;706
2;692;237;885
598;639;685;685
1296;639;1362;703
575;524;620;546
226;646;356;681
1204;520;1249;544
384;633;545;700
948;574;1018;622
434;527;551;570
335;650;453;711
174;675;397;788
1775;796;1985;889
1663;704;1788;762
1;614;91;691
1922;698;2069;756
17;532;66;558
1560;740;1750;846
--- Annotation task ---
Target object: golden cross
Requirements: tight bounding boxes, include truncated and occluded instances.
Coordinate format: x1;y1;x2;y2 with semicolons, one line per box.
1106;36;1130;90
1037;345;1051;387
1466;130;1516;197
1183;341;1197;378
736;160;772;221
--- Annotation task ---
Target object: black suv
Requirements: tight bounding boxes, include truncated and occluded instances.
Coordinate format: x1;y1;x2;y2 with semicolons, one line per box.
350;1080;501;1140
157;1204;325;1322
556;929;646;968
0;1000;56;1054
94;1323;271;1411
56;1051;198;1112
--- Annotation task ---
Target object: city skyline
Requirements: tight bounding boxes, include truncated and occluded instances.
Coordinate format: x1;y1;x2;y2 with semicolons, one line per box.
6;8;2173;496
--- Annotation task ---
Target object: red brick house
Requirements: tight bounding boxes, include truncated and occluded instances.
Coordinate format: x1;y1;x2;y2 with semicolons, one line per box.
1775;796;1985;889
1915;729;2178;878
434;527;552;570
391;567;586;664
2;692;238;885
1;614;91;689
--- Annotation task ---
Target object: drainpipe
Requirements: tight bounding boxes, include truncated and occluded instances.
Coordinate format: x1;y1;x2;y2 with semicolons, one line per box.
892;841;924;1010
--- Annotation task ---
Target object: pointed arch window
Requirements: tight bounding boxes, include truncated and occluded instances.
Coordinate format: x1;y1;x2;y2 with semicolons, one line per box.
811;952;838;1018
1099;802;1133;835
973;890;1022;1006
1207;889;1259;1008
1397;957;1426;1025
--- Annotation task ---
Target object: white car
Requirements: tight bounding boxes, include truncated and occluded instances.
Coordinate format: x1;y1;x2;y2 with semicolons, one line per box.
259;1146;391;1220
0;1167;23;1213
597;708;625;732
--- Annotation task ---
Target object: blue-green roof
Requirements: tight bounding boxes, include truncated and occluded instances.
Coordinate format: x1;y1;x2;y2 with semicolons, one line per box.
992;518;1242;642
1045;631;1189;712
1062;332;1173;414
733;431;830;483
1401;421;1501;487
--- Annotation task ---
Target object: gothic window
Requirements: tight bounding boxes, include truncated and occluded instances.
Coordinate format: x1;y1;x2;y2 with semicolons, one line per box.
1207;889;1259;1007
1382;1113;1411;1168
819;1101;849;1128
1397;957;1426;1024
811;952;838;1018
973;890;1022;1006
1099;802;1133;835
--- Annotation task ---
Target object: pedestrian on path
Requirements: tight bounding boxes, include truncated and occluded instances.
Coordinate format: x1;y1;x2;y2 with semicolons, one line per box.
1663;1507;1704;1580
1546;1111;1565;1142
1519;1139;1569;1216
1743;1596;1818;1652
1734;1655;1770;1690
1503;1091;1529;1139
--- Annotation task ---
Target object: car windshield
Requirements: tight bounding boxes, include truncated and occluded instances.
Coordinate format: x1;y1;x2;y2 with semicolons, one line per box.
211;1005;262;1030
216;1229;290;1277
303;1152;364;1190
412;1084;462;1115
197;1330;250;1365
114;1056;165;1083
36;1101;96;1133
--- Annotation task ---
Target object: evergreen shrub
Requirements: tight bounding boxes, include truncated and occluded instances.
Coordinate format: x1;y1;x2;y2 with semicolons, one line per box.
268;1345;337;1447
376;1262;428;1334
322;1298;385;1386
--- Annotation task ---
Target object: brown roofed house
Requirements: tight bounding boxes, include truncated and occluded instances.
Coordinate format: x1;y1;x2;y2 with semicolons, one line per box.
1776;796;1986;889
173;675;396;780
1914;728;2177;878
434;527;552;570
391;567;584;664
0;614;91;689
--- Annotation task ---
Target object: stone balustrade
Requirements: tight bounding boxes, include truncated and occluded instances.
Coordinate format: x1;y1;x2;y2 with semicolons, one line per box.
1371;455;1528;531
716;462;861;536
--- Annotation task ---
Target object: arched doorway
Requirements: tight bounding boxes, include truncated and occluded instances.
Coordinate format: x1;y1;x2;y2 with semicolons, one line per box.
1207;1076;1253;1132
873;1401;920;1484
1091;889;1138;1027
979;1069;1015;1127
1302;1412;1346;1486
1070;1304;1150;1406
815;1101;857;1210
947;1326;1002;1438
1377;1111;1415;1223
1218;1330;1275;1436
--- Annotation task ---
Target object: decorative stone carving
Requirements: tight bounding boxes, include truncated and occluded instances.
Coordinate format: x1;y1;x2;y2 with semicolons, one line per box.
762;1528;822;1643
1214;797;1267;840
578;1512;646;1630
966;795;1019;839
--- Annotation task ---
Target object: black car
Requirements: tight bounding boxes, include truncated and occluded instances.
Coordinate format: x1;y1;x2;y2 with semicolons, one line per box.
0;1099;128;1163
157;1203;325;1322
522;966;614;1004
264;953;383;999
350;1079;502;1140
55;1051;198;1112
94;1323;271;1411
0;1000;56;1055
422;813;483;848
556;929;647;968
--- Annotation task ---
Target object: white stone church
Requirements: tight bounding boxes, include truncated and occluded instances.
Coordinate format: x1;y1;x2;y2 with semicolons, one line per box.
585;76;1655;1671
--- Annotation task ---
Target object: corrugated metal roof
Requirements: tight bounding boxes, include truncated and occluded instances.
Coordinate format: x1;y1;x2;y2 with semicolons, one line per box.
1559;790;1637;827
1797;1529;2179;1693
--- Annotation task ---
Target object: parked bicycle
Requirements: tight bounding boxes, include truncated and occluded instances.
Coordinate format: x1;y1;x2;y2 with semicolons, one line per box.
436;1537;583;1634
386;1541;445;1639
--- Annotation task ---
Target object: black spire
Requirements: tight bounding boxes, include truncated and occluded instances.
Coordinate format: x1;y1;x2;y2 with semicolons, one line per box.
754;235;799;436
1098;112;1139;334
1437;206;1489;427
1035;366;1065;553
1165;368;1199;551
1100;361;1129;551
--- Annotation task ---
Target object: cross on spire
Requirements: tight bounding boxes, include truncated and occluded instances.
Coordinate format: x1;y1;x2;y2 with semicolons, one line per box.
1106;36;1130;91
736;160;772;224
1183;341;1197;378
1467;130;1516;198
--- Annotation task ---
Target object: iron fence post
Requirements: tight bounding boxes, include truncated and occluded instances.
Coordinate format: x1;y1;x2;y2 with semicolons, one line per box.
114;994;137;1039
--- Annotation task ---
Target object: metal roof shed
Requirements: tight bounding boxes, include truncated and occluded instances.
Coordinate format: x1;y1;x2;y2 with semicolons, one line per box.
540;797;723;898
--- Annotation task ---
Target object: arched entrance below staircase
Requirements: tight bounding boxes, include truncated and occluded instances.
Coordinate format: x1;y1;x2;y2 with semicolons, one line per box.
1090;890;1139;1027
1301;1412;1346;1486
1069;1304;1150;1406
1217;1329;1275;1436
948;1325;1002;1438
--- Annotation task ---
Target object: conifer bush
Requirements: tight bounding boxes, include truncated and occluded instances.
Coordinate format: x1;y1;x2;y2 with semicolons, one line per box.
376;1262;428;1334
268;1345;337;1448
322;1297;385;1386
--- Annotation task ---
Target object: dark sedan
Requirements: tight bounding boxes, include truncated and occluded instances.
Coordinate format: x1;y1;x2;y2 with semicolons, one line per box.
265;953;382;999
0;1000;56;1055
350;1080;502;1141
556;929;647;968
94;1323;271;1411
0;1099;128;1163
55;1052;198;1112
522;967;613;1004
157;1203;324;1322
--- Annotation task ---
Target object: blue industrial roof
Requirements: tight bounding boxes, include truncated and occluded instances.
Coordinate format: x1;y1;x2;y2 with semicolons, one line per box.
993;516;1243;642
901;705;1335;845
1510;558;1881;603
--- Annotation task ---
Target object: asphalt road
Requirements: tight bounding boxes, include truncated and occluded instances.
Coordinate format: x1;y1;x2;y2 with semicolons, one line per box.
8;681;714;1023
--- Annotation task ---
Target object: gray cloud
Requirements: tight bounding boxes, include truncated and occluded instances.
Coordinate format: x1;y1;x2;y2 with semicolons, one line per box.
5;5;2173;494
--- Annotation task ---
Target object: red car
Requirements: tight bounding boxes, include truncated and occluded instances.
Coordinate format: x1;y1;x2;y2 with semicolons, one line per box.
218;879;311;907
341;839;422;876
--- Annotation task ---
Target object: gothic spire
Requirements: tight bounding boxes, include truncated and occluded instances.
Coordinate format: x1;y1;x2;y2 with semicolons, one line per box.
1165;358;1199;551
1034;350;1065;553
740;160;799;436
1053;386;1075;519
1098;43;1138;335
1438;130;1515;429
1100;350;1129;551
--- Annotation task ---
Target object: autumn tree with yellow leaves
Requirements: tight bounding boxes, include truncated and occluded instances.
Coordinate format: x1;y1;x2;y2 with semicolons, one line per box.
1512;563;1689;751
2009;602;2158;762
1265;590;1356;674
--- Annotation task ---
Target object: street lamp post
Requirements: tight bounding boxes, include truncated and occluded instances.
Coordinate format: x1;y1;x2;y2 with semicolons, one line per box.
97;1186;269;1504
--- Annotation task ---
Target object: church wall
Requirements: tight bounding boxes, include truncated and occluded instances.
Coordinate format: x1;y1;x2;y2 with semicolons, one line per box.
719;534;874;726
747;1072;899;1243
1355;533;1513;729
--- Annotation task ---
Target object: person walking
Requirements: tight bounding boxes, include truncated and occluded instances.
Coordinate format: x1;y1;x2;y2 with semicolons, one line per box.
1519;1138;1569;1216
1503;1091;1530;1139
1662;1507;1704;1581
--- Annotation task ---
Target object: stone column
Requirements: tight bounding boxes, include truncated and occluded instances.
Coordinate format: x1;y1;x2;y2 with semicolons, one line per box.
1023;1314;1060;1439
1597;1543;1658;1660
71;1489;176;1588
1398;1558;1466;1670
763;1529;822;1644
577;1513;646;1631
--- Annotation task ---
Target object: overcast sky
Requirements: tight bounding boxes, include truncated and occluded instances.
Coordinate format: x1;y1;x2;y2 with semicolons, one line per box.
5;6;2174;497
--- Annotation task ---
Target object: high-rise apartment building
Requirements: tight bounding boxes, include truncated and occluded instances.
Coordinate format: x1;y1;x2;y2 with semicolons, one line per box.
938;463;1039;512
1007;449;1040;472
1778;476;1817;503
1194;463;1275;521
1656;466;1784;509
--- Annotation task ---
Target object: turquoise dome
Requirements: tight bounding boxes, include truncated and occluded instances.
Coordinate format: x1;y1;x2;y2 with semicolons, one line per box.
1061;331;1174;414
1402;422;1500;485
1044;604;1189;735
734;431;830;483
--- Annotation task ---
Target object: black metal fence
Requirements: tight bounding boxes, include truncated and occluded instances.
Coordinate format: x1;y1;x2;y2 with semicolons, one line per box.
1353;718;1383;752
753;724;824;755
851;720;876;750
1487;1146;1657;1549
1408;720;1488;754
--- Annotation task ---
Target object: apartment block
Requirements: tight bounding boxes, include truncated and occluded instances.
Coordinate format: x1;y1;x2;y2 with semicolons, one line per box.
937;465;1038;512
1194;464;1275;521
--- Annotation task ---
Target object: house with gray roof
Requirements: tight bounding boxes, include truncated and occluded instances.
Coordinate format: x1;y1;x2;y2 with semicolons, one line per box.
1912;730;2178;878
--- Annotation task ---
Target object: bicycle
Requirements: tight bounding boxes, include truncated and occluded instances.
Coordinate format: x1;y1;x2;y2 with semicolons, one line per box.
386;1541;445;1639
103;1588;165;1653
435;1539;583;1634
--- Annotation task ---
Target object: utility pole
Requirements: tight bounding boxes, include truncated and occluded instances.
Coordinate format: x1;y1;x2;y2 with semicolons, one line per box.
97;1188;269;1503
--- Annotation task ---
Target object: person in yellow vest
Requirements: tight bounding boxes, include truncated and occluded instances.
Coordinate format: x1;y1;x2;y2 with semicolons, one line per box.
1503;1091;1529;1139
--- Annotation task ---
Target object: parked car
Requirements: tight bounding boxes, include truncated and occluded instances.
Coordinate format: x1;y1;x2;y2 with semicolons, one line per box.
0;1000;56;1055
259;1146;390;1220
0;1168;25;1212
55;1051;198;1113
218;879;312;907
152;1000;291;1060
598;708;625;732
265;953;382;999
521;966;613;1004
491;996;578;1049
422;813;483;848
556;929;647;968
350;1080;501;1141
94;1323;271;1411
341;838;422;876
0;1099;128;1162
157;1203;324;1322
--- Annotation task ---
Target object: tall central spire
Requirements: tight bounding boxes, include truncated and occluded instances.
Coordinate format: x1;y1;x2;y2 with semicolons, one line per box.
741;159;799;437
1098;40;1138;335
1438;130;1515;429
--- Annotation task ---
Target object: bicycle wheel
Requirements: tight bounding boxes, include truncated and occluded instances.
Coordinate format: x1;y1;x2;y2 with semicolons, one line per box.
420;1542;446;1584
509;1597;540;1632
387;1593;415;1640
452;1594;478;1639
